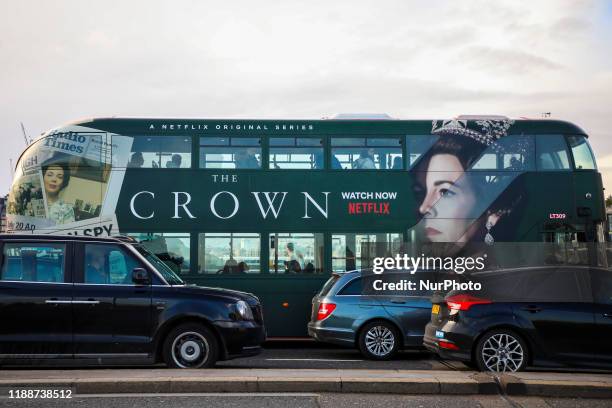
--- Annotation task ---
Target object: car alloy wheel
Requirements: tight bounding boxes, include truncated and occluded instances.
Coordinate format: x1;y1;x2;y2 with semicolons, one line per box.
358;321;400;360
365;325;395;357
479;331;526;372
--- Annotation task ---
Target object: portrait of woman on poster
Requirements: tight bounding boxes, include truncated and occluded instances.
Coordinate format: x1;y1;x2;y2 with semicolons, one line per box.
42;157;75;225
412;130;526;252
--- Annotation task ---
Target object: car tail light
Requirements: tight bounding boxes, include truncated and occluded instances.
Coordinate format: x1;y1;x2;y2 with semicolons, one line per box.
317;302;336;321
446;294;492;311
438;340;459;350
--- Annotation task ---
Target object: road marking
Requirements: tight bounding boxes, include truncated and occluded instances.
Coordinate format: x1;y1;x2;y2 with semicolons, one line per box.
76;393;319;398
265;358;363;362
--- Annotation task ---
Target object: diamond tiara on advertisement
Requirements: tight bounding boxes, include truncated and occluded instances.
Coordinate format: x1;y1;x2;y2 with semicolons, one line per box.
431;119;515;153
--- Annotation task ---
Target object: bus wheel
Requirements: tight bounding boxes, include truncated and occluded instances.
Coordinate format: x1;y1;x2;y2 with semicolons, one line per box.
163;323;219;368
475;329;527;372
358;321;399;360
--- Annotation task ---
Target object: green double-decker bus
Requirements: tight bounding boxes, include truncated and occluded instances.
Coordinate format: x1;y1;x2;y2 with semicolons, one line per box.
7;115;605;336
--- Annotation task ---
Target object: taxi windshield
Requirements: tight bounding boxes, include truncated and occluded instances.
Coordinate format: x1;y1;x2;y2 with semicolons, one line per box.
133;244;184;285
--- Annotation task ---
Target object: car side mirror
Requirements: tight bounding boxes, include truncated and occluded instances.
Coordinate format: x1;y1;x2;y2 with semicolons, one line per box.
132;268;150;285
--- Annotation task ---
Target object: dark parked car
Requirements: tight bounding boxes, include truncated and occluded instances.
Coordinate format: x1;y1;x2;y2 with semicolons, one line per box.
0;234;265;368
308;270;432;360
424;266;612;372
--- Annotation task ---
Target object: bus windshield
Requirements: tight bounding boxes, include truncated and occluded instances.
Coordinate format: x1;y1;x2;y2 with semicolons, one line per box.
133;244;185;285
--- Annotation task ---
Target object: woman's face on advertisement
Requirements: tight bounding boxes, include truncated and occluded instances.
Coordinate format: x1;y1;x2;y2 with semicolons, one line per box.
43;165;65;195
418;154;478;243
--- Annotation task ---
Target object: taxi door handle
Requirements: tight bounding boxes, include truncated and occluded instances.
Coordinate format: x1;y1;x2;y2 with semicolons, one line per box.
45;299;72;305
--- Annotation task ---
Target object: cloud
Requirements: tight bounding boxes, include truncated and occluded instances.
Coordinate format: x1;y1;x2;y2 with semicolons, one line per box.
459;46;564;75
0;0;611;196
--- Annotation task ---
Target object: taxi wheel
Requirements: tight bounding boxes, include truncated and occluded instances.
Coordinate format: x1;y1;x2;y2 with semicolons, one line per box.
163;323;219;368
358;320;400;360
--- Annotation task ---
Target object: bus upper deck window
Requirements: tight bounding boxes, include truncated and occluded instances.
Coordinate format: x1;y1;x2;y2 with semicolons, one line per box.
567;135;596;170
536;135;571;171
470;135;535;171
269;137;323;169
129;136;192;169
406;135;438;169
331;137;402;170
200;137;261;169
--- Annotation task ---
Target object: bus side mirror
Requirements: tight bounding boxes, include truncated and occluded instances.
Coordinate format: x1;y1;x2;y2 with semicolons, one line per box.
132;268;150;285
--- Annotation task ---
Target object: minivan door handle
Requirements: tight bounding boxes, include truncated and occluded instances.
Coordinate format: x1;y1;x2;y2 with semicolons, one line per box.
72;300;100;305
390;300;406;304
603;313;612;319
521;305;542;313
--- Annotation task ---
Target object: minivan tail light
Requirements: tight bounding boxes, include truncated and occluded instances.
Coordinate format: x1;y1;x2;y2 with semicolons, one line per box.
446;294;492;311
438;340;459;350
317;302;336;321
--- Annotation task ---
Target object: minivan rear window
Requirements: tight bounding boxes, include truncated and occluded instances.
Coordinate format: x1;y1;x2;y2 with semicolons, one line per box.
318;274;340;296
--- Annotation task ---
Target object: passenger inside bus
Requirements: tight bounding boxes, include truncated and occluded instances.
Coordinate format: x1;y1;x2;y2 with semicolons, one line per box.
219;258;238;274
314;152;343;169
352;149;376;169
285;242;304;273
506;156;523;171
165;154;182;168
237;261;249;274
235;148;260;169
128;152;144;168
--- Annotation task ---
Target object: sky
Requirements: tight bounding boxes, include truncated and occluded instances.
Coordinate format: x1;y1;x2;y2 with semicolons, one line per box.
1;0;611;194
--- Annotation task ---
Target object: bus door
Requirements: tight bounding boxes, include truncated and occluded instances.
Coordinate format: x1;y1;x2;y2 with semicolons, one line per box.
573;169;606;244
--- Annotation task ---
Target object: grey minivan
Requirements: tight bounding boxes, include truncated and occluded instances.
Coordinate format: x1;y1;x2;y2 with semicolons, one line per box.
307;270;432;360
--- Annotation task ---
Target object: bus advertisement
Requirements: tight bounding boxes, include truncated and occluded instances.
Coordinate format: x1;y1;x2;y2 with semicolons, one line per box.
6;116;605;336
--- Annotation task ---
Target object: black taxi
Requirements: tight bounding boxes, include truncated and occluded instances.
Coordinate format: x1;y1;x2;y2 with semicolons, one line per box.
0;234;265;368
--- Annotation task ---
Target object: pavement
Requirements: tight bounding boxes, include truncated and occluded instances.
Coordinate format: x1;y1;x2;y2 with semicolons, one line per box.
0;368;611;398
1;345;611;399
2;393;611;408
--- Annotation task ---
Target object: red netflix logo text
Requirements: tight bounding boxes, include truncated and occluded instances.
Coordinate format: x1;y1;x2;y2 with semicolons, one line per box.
348;202;390;215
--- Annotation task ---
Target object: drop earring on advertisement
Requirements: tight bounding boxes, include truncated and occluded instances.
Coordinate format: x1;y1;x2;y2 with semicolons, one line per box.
484;220;494;245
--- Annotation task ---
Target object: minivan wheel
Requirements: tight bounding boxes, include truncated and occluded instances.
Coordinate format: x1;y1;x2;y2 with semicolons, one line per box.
475;329;528;372
163;323;219;368
358;321;400;360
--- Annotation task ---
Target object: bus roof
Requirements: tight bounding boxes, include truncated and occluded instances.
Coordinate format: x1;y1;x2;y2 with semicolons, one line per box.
55;116;587;138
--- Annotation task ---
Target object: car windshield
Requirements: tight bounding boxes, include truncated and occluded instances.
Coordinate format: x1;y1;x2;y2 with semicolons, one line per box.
133;244;185;285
